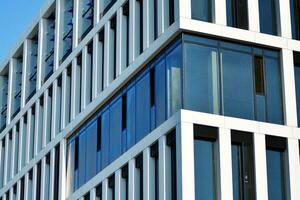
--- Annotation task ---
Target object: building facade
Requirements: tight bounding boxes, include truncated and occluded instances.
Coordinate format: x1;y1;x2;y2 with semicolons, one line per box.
0;0;300;199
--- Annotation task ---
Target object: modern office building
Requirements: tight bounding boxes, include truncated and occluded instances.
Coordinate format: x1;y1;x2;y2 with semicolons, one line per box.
0;0;300;199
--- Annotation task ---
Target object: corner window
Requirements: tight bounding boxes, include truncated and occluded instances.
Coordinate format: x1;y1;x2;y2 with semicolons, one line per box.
258;0;281;36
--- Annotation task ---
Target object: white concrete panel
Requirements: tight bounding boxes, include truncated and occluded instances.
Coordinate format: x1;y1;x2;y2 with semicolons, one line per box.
279;0;292;39
218;127;233;200
215;0;227;25
175;122;195;200
287;138;300;200
247;0;260;32
254;133;268;200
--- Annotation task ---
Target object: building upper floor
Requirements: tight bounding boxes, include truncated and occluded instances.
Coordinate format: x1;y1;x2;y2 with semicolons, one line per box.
0;0;300;197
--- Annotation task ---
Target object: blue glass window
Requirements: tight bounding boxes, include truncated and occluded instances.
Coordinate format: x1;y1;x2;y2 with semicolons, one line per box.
231;131;255;200
294;53;300;127
79;0;94;40
184;43;219;114
154;58;166;126
85;119;98;180
166;42;182;117
290;0;300;40
126;85;136;148
136;71;151;141
266;136;288;200
194;125;218;200
61;0;74;62
191;0;213;22
101;108;110;169
221;49;254;120
109;97;122;162
259;0;280;36
226;0;248;29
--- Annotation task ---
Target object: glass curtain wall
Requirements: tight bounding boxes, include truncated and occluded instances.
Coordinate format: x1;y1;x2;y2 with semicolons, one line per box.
183;34;283;124
66;40;182;196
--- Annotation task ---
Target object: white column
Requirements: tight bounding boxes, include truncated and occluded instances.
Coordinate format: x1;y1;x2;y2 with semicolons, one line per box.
51;80;61;139
21;40;29;108
218;127;233;200
10;126;17;179
37;19;45;90
18;117;24;171
40;157;47;200
247;0;260;32
178;0;191;19
102;178;111;200
142;0;151;50
61;69;70;129
34;100;42;155
25;110;32;164
282;49;298;126
104;21;114;88
279;0;292;38
32;165;37;200
93;33;104;97
71;59;80;119
287;138;300;199
129;0;137;63
49;148;56;200
215;0;227;25
116;8;127;77
43;89;52;147
94;0;100;24
81;46;92;109
7;59;14;124
158;135;171;200
175;122;195;200
0;140;2;188
3;134;9;185
59;140;67;200
254;133;268;200
143;147;155;200
17;180;21;200
54;0;63;70
128;159;138;200
74;0;80;47
115;169;126;200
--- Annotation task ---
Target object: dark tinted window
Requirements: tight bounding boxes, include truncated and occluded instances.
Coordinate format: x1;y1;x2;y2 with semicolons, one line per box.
259;0;280;35
226;0;248;29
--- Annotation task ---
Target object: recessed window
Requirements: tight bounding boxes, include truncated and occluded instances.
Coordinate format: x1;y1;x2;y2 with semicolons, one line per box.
293;52;300;127
290;0;300;40
191;0;213;22
194;125;218;200
226;0;248;29
266;135;289;200
231;131;255;200
258;0;281;36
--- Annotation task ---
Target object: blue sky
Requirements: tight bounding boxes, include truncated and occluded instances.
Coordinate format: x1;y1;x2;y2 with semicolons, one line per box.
0;0;45;64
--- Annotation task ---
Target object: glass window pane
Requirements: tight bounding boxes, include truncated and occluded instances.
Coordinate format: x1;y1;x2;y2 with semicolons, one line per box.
294;66;300;127
85;119;98;181
290;0;300;40
166;43;182;116
232;144;241;200
109;97;122;162
155;58;166;126
184;43;219;114
194;139;216;200
266;150;286;200
226;0;248;29
265;57;283;124
191;0;213;22
221;50;254;120
66;140;75;196
101;109;110;169
136;72;150;141
126;85;136;148
259;0;280;35
78;131;86;187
